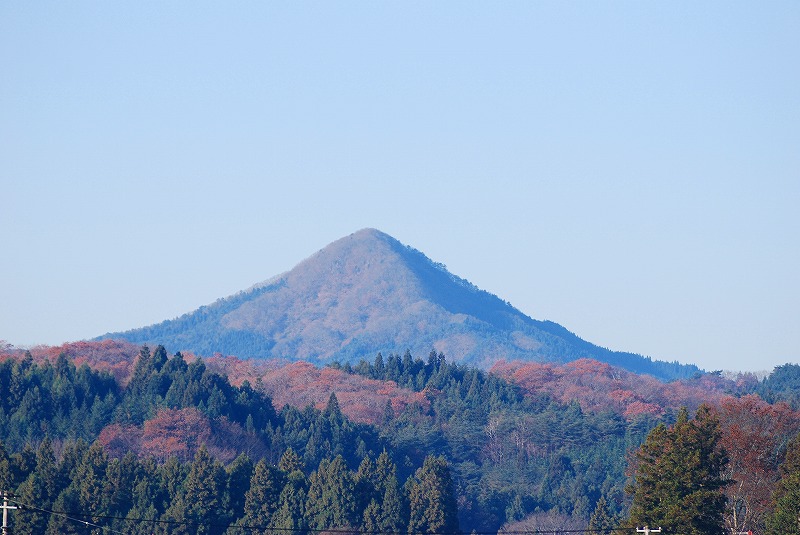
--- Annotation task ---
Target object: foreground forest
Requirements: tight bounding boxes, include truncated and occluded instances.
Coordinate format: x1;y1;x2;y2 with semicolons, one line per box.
1;341;800;534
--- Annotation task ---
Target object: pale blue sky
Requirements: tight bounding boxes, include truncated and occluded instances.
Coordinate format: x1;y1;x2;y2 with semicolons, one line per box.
2;2;798;372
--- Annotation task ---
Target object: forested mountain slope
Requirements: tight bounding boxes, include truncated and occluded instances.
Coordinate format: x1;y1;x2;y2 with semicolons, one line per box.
98;228;699;380
0;342;797;534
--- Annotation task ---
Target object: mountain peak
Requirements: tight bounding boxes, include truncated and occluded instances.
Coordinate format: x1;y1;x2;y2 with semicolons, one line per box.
351;227;392;239
100;229;700;380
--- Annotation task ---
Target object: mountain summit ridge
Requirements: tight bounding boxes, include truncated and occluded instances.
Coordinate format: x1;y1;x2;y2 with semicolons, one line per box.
99;228;700;380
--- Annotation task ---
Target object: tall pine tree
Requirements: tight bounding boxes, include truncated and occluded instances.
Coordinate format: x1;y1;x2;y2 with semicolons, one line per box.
407;455;459;535
627;406;729;535
305;455;357;529
765;433;800;535
239;459;284;534
588;495;617;535
164;445;227;535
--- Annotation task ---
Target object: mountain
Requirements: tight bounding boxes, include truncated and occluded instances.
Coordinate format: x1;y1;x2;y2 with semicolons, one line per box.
98;228;699;380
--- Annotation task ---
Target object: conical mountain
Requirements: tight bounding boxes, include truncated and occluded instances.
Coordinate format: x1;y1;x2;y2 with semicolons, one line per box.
99;228;699;380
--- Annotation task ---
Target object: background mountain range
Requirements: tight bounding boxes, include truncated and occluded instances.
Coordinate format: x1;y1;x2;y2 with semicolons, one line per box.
99;228;699;381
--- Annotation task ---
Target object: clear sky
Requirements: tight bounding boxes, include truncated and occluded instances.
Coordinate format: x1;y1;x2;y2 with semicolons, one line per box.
2;2;798;373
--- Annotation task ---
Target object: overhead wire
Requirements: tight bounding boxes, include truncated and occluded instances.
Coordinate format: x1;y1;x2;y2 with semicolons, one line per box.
7;498;127;535
8;496;631;535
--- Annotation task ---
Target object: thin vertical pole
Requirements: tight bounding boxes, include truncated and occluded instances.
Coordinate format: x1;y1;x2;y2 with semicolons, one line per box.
1;491;18;535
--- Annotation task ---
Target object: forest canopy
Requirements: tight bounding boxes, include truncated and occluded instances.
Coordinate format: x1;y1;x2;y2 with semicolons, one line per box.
0;344;798;534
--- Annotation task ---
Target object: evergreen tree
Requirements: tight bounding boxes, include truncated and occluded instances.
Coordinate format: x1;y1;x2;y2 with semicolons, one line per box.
407;455;460;534
127;456;163;534
279;447;304;474
46;485;82;534
152;344;169;372
14;438;60;535
765;433;800;535
0;441;11;490
374;353;385;378
626;406;729;535
225;453;253;522
382;399;395;426
355;455;378;515
57;439;89;487
379;475;406;533
589;495;616;535
240;459;284;534
160;455;188;508
373;451;405;533
75;442;108;519
118;345;156;424
270;469;308;534
305;455;357;529
164;445;227;535
128;503;161;535
101;452;138;522
325;392;343;421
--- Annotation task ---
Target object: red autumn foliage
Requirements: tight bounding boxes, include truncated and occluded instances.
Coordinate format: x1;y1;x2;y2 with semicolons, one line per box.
258;361;429;425
714;395;800;533
140;407;213;461
205;354;288;386
97;423;141;458
2;341;426;427
97;407;268;464
0;339;140;384
491;358;726;419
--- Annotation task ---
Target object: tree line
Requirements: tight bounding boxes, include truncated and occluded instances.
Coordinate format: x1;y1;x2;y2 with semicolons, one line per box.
0;437;457;534
2;346;800;533
0;348;457;534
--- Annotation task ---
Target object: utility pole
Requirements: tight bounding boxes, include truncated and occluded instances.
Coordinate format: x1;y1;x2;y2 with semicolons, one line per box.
636;527;662;535
1;491;18;535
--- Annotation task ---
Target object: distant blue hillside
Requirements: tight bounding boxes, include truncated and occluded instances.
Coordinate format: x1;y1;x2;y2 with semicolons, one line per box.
99;228;702;382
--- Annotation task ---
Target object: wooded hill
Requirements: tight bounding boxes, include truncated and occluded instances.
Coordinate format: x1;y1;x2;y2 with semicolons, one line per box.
1;341;799;534
97;229;700;381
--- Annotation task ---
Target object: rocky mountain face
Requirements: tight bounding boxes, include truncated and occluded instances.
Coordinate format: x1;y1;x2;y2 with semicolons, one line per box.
99;228;699;380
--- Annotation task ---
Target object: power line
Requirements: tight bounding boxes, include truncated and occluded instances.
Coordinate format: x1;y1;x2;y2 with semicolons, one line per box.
6;497;126;535
9;498;190;532
8;496;638;535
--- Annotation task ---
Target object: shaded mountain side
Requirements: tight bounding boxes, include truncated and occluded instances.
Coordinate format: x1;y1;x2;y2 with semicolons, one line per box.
97;228;701;381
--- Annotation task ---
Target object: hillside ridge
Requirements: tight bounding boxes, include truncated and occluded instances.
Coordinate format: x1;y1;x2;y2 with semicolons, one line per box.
99;228;700;380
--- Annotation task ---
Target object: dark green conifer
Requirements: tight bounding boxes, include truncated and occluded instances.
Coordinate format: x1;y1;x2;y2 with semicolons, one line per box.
279;447;303;474
46;485;82;534
374;353;385;378
382;399;395;426
589;495;617;535
14;438;60;534
765;433;800;535
375;451;405;533
152;345;169;371
407;455;459;534
164;445;227;535
355;455;378;514
269;469;308;534
76;442;108;516
626;406;729;535
0;441;11;490
241;459;284;533
305;455;357;529
226;453;253;522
